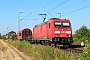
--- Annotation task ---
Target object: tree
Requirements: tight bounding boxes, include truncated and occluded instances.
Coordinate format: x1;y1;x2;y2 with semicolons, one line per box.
6;31;16;35
73;25;88;38
0;33;2;39
87;29;90;37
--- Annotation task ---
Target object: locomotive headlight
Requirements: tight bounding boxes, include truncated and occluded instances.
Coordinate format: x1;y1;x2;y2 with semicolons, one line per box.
66;31;71;34
55;31;60;33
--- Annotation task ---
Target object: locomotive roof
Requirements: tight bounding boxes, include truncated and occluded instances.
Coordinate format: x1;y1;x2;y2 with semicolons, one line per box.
35;18;70;27
35;21;48;27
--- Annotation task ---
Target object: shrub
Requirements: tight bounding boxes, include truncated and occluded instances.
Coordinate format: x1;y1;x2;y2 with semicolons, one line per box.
78;40;90;60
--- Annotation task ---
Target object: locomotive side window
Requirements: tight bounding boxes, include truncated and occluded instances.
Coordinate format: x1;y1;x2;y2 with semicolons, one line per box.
54;22;62;28
48;23;50;28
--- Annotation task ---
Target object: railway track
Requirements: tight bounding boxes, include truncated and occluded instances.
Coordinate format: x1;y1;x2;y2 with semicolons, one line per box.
59;45;84;57
52;44;84;54
62;47;83;53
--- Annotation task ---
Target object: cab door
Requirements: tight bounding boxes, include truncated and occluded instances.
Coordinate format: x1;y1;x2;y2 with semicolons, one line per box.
47;21;53;40
47;23;50;39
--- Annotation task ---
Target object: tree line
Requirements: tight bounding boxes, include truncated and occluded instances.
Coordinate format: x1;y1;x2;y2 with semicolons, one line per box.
73;25;90;42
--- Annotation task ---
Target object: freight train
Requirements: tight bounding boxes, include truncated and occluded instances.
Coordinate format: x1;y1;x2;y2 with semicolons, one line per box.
17;18;73;47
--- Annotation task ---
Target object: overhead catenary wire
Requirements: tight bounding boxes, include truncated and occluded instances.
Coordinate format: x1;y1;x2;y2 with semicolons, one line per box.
20;20;36;29
44;0;56;13
21;0;88;21
35;0;69;18
45;0;69;17
62;5;90;16
21;0;88;29
20;12;32;21
27;0;69;20
34;0;57;20
20;0;62;21
28;0;56;19
48;13;54;17
47;0;69;13
47;0;85;18
63;0;85;9
20;0;56;25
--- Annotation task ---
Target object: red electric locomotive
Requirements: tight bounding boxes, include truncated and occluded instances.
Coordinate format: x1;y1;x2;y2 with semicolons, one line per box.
32;18;73;47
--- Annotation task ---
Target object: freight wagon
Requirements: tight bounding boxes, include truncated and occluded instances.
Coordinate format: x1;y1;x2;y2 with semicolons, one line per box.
17;28;32;41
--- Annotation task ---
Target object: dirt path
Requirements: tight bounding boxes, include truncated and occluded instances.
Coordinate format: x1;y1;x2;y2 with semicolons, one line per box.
0;39;32;60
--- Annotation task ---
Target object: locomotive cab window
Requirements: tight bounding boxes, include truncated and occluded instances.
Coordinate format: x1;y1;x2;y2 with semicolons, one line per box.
54;22;61;28
62;22;70;27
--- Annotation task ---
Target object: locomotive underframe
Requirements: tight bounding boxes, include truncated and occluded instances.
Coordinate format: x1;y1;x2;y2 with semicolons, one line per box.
30;37;73;47
52;37;73;45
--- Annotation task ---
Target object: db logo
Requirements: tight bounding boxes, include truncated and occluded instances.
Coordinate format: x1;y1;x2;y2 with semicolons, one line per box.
61;31;64;33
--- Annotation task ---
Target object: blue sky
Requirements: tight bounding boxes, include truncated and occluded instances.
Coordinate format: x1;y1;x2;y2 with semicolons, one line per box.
0;0;90;35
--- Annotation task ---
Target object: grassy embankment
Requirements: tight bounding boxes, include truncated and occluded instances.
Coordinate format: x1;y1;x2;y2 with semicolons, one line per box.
4;39;79;60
